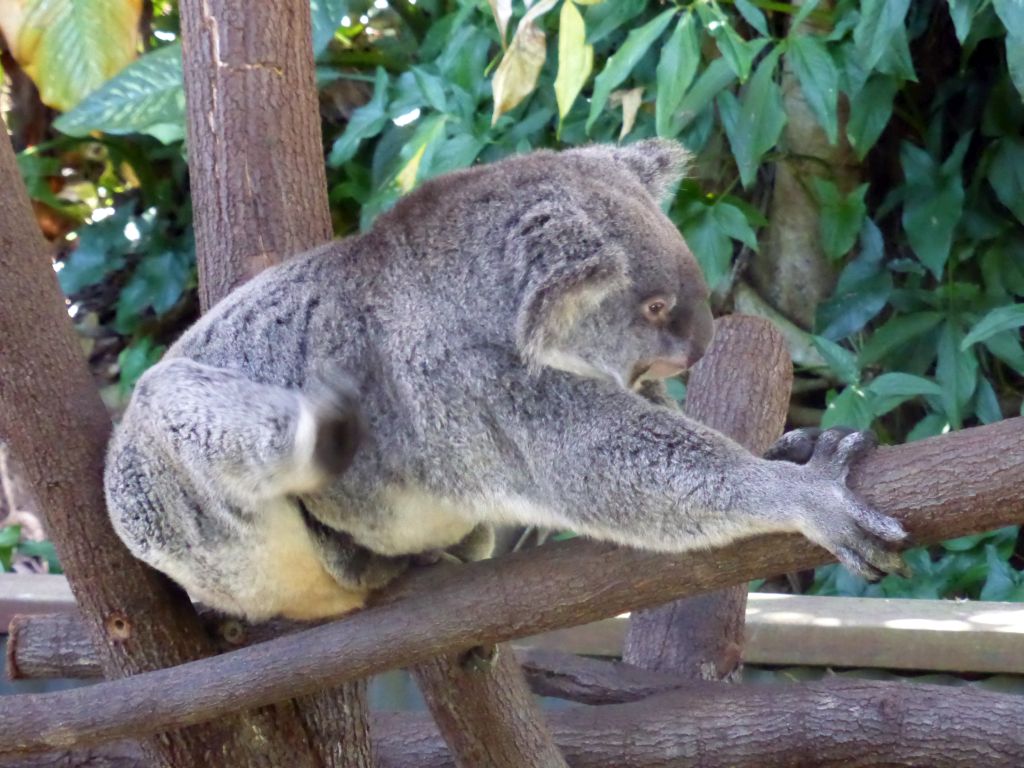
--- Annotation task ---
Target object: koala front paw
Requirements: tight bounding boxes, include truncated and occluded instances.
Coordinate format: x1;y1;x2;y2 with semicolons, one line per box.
764;426;856;464
792;429;910;581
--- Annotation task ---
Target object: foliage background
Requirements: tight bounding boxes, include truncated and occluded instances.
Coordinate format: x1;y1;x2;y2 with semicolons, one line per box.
1;0;1022;598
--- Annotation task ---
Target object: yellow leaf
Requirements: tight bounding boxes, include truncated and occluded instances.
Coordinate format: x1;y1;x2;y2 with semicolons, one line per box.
617;86;644;139
488;0;512;46
554;0;593;122
491;0;559;125
0;0;141;111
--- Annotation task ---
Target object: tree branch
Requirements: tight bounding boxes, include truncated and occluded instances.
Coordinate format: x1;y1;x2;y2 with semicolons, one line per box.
626;316;791;680
0;412;1019;753
3;678;1023;767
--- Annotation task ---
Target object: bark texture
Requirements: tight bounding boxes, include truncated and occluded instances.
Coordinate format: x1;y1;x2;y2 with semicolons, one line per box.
625;316;791;680
4;679;1023;768
176;0;374;763
0;413;1020;753
0;102;322;768
411;648;568;768
180;0;332;310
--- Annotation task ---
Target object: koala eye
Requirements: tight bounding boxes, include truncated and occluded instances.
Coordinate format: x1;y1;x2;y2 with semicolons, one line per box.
641;295;675;324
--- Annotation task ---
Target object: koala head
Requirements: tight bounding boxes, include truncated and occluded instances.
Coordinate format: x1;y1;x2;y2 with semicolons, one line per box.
512;139;714;389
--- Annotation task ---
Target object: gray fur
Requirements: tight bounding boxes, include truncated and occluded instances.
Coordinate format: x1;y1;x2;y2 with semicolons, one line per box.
105;140;906;621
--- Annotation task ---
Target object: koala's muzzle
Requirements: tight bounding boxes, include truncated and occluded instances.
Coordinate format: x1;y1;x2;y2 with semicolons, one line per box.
633;299;714;383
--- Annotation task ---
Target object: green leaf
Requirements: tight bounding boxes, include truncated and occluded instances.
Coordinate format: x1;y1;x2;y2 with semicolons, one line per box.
1;0;141;111
115;251;192;332
980;544;1023;601
788;35;840;144
812;336;861;384
717;45;786;188
846;75;898;160
310;0;348;57
17;540;62;574
655;13;700;138
853;0;911;72
58;208;137;294
813;179;869;260
822;385;874;430
859;311;944;365
987;137;1024;224
1006;33;1024;99
936;321;979;428
118;337;166;394
735;0;769;36
817;219;892;339
793;0;824;27
54;43;185;143
900;138;968;278
677;202;733;290
992;0;1024;32
946;0;987;43
668;57;737;135
555;0;594;124
697;4;758;81
866;372;943;398
961;304;1024;348
584;0;646;45
974;376;1004;424
586;9;676;132
329;68;390;166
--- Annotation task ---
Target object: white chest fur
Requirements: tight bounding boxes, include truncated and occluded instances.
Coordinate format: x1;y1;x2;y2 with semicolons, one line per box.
358;486;478;555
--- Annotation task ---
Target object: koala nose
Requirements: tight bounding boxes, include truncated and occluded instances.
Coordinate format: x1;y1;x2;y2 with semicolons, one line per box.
669;300;714;368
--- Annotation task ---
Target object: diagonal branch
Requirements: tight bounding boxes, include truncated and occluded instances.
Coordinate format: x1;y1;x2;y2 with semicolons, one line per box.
0;413;1020;753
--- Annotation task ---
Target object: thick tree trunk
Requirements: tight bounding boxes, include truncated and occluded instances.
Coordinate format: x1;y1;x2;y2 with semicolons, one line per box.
0;411;1020;753
4;678;1023;768
411;648;569;768
180;0;333;310
625;317;791;680
177;1;374;764
0;102;315;768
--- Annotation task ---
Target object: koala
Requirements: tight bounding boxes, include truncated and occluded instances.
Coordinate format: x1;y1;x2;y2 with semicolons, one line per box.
105;140;907;622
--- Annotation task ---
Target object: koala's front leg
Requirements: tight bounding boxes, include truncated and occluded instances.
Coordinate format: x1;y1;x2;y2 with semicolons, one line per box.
499;372;908;580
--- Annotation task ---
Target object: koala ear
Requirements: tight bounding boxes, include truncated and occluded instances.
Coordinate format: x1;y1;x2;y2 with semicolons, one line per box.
571;139;691;203
511;204;628;367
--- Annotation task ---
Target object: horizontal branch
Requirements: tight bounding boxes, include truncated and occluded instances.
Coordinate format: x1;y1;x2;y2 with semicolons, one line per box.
0;417;1021;754
3;677;1023;767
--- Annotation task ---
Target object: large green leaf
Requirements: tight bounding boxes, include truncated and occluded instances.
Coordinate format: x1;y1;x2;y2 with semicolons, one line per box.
900;137;969;278
677;199;756;290
1;0;141;111
859;311;944;365
586;9;676;132
554;0;594;125
846;74;898;159
54;43;185;143
853;0;911;72
821;385;874;430
696;4;758;81
310;0;347;57
788;34;839;145
866;372;943;398
717;45;785;188
816;219;893;340
946;0;988;43
813;179;868;260
329;67;390;166
812;335;861;384
987;137;1024;224
655;12;700;138
936;321;979;428
667;57;736;136
961;304;1024;348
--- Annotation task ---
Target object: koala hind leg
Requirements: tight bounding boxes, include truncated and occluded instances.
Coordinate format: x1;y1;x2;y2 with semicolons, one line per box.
132;358;362;504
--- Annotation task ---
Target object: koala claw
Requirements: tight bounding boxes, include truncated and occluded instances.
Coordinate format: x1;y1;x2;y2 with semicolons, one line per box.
790;428;910;580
